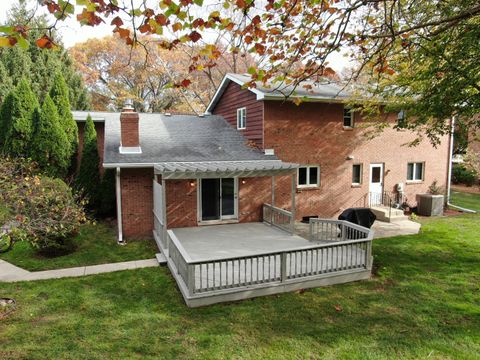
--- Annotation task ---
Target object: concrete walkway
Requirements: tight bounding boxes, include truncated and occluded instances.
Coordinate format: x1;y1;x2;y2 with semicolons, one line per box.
0;258;158;283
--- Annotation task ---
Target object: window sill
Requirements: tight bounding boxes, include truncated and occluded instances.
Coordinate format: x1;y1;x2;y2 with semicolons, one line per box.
237;128;246;131
343;126;354;131
351;184;362;188
297;186;320;191
406;180;424;185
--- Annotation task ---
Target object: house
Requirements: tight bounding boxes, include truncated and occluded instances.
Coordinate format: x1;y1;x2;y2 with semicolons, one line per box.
72;74;450;306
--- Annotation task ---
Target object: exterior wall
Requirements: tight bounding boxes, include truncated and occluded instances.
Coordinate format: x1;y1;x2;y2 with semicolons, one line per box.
239;176;272;223
120;168;154;239
263;100;450;219
469;129;480;155
77;121;105;174
211;81;264;148
166;179;197;228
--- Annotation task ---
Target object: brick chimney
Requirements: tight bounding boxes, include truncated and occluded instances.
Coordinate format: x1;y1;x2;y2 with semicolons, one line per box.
119;99;141;153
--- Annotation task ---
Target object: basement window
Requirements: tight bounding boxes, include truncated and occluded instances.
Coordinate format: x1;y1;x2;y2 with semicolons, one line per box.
407;162;424;181
298;166;320;188
352;164;363;185
237;107;246;129
343;107;354;128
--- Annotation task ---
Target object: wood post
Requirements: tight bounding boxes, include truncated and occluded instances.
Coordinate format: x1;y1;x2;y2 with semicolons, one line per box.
291;174;296;235
281;252;287;282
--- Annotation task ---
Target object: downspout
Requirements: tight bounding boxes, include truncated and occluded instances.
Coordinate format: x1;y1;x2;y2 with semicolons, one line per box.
116;167;125;244
446;116;477;213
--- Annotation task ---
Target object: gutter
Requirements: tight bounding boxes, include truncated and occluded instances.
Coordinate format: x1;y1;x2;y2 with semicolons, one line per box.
115;167;125;244
446;116;477;214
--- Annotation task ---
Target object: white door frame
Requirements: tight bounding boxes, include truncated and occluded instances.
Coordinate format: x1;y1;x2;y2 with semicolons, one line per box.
197;177;239;223
369;163;384;206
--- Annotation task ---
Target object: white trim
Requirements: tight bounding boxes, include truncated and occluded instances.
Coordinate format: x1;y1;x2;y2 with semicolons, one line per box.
343;106;354;128
119;146;142;154
297;165;320;188
115;167;124;243
237;107;247;129
103;163;155;168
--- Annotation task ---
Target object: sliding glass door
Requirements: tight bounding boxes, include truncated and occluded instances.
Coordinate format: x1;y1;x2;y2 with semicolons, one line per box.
200;178;238;221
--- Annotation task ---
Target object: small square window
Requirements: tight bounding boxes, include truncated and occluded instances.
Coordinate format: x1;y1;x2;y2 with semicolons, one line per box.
352;164;362;185
237;107;246;129
297;166;320;188
343;107;354;128
407;162;424;181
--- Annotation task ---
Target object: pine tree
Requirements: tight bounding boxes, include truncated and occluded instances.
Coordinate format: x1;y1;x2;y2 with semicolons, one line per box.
0;62;13;104
76;115;101;208
0;92;14;149
50;72;78;157
2;78;38;156
30;95;70;177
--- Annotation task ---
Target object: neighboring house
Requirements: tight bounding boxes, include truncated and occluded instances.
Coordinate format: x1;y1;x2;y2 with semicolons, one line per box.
72;74;451;306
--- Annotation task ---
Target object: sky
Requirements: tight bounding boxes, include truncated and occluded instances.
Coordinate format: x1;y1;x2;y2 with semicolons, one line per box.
0;0;351;72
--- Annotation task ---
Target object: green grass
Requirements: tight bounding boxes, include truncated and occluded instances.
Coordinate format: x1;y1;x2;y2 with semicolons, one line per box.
1;215;479;359
0;222;157;271
450;190;480;212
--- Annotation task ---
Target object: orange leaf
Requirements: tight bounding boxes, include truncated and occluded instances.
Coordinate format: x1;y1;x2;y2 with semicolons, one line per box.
172;22;183;32
111;16;123;27
189;31;202;43
36;35;54;49
139;23;151;33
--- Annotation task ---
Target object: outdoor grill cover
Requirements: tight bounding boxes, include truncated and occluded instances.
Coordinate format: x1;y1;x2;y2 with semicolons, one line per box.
338;208;376;229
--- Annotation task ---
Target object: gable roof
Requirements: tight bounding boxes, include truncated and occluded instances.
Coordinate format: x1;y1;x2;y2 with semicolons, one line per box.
72;111;281;168
206;73;350;113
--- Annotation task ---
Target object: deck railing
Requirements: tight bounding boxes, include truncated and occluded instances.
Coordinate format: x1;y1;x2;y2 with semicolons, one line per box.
163;219;373;298
262;203;294;234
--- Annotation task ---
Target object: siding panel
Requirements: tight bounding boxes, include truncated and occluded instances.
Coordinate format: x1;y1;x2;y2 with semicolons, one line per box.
211;81;264;148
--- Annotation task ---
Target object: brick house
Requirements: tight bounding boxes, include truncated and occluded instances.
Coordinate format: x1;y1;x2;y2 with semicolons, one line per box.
74;73;451;241
72;74;452;306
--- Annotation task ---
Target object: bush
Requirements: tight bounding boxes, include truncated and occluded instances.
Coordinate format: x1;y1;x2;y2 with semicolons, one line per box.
452;164;477;186
0;157;86;256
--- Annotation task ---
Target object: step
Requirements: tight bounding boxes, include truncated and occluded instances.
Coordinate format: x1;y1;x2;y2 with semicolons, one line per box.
371;206;408;223
155;253;167;265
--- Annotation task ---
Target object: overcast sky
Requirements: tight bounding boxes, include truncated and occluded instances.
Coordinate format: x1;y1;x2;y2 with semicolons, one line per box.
0;0;351;72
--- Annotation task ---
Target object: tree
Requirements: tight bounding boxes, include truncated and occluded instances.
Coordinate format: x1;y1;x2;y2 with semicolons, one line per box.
0;62;13;104
30;95;70;178
75;114;100;209
0;92;14;148
1;0;479;139
2;78;38;157
0;0;89;110
50;72;78;157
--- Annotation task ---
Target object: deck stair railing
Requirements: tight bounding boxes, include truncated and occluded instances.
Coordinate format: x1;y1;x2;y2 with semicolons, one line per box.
262;203;294;234
351;191;404;219
161;219;373;298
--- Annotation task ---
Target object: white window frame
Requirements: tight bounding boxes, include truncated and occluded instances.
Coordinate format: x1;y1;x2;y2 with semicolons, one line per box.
352;163;363;185
237;107;246;130
343;107;354;128
407;162;425;182
297;165;320;188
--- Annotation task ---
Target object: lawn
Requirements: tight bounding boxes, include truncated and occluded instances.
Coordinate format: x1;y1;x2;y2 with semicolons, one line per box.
450;190;480;212
1;215;479;359
0;222;157;271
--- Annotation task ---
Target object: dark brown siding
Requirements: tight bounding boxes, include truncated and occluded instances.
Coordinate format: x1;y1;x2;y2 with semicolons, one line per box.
211;81;264;148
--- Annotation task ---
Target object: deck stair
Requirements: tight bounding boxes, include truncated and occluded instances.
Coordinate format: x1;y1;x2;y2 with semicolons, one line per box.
155;253;167;265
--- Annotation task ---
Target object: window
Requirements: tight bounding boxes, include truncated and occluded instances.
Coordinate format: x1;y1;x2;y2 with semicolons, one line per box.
343;107;354;128
298;166;320;188
352;164;363;185
407;162;424;181
237;107;246;129
397;110;406;128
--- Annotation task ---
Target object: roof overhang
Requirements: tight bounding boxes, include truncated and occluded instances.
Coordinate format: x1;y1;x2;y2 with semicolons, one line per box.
154;160;299;179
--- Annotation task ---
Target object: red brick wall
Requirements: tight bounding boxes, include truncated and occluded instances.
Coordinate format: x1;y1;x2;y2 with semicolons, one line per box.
77;122;105;175
263;100;450;219
239;177;272;222
166;179;197;228
121;168;154;239
211;81;264;148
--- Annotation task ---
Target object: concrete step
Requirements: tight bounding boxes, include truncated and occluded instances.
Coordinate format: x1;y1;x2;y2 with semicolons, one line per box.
155;253;167;265
371;206;408;223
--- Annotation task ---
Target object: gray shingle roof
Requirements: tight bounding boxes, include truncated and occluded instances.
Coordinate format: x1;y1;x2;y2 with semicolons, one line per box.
206;73;350;112
73;111;279;166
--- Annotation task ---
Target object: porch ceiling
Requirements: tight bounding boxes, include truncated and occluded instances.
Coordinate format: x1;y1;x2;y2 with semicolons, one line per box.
154;160;298;179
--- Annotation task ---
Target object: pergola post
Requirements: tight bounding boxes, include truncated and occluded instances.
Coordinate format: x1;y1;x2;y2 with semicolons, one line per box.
161;177;167;248
271;176;275;207
291;173;296;235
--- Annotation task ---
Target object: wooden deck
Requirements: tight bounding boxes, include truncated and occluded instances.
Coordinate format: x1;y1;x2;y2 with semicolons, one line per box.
154;213;373;307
